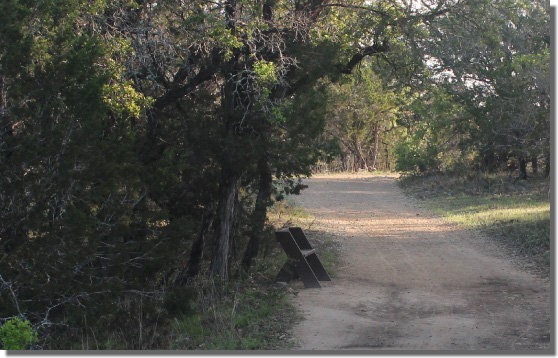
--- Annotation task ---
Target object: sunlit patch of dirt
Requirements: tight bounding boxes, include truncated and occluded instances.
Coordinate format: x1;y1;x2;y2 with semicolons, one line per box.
287;174;550;351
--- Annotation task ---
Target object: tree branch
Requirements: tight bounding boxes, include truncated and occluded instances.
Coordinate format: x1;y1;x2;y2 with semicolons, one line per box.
153;55;220;110
337;41;390;74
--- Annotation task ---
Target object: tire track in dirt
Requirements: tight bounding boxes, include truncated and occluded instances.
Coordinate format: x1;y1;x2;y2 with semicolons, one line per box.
289;174;551;351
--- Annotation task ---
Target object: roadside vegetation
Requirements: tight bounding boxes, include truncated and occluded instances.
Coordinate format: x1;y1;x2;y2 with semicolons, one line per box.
166;266;300;350
52;199;324;350
165;199;339;351
399;172;551;273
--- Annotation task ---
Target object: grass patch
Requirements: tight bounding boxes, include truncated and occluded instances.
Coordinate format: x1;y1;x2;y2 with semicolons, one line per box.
399;172;551;270
169;277;300;350
268;197;312;228
311;170;398;178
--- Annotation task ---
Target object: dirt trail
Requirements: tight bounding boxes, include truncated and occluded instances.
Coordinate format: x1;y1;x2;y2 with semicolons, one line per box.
289;174;551;351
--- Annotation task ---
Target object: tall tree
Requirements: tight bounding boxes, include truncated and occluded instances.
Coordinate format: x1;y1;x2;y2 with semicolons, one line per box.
415;0;550;174
325;64;400;172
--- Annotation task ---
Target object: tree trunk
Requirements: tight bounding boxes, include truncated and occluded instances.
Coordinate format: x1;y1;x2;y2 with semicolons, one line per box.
353;135;367;171
174;209;214;286
210;1;243;281
339;152;346;172
518;157;528;180
531;156;538;175
482;150;497;172
545;152;550;178
241;154;273;270
370;123;380;170
210;170;241;281
0;75;5;121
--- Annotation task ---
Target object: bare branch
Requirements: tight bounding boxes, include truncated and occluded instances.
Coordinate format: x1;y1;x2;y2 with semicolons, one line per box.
0;274;21;315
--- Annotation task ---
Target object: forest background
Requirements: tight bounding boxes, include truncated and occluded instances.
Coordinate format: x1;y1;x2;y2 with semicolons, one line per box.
0;0;550;349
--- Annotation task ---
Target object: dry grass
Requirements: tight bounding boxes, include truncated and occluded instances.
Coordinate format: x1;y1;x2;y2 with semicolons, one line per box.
310;171;399;180
399;172;551;272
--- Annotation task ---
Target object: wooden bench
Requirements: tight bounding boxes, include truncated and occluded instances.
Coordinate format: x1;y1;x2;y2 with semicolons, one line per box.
275;227;331;288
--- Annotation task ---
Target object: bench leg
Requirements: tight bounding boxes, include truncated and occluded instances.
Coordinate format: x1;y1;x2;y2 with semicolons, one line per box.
295;259;321;288
276;260;320;288
306;253;331;281
288;228;331;282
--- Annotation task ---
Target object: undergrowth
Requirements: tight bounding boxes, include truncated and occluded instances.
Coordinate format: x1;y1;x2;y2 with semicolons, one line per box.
168;267;301;350
47;198;324;350
168;196;339;350
42;196;336;350
51;256;299;350
399;172;551;272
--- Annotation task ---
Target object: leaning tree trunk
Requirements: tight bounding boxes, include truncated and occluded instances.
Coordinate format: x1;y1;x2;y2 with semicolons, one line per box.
174;208;214;286
210;169;241;281
241;153;273;270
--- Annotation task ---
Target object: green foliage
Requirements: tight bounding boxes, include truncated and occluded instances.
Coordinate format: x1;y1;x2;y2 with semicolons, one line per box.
253;60;277;87
414;0;550;173
102;80;154;119
0;0;199;349
169;274;299;350
0;317;38;350
394;136;439;174
394;87;471;174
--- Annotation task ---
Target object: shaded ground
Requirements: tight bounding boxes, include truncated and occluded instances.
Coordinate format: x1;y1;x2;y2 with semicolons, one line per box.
289;174;551;352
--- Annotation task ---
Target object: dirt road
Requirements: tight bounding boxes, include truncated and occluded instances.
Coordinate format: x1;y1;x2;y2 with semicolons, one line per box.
289;174;551;351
